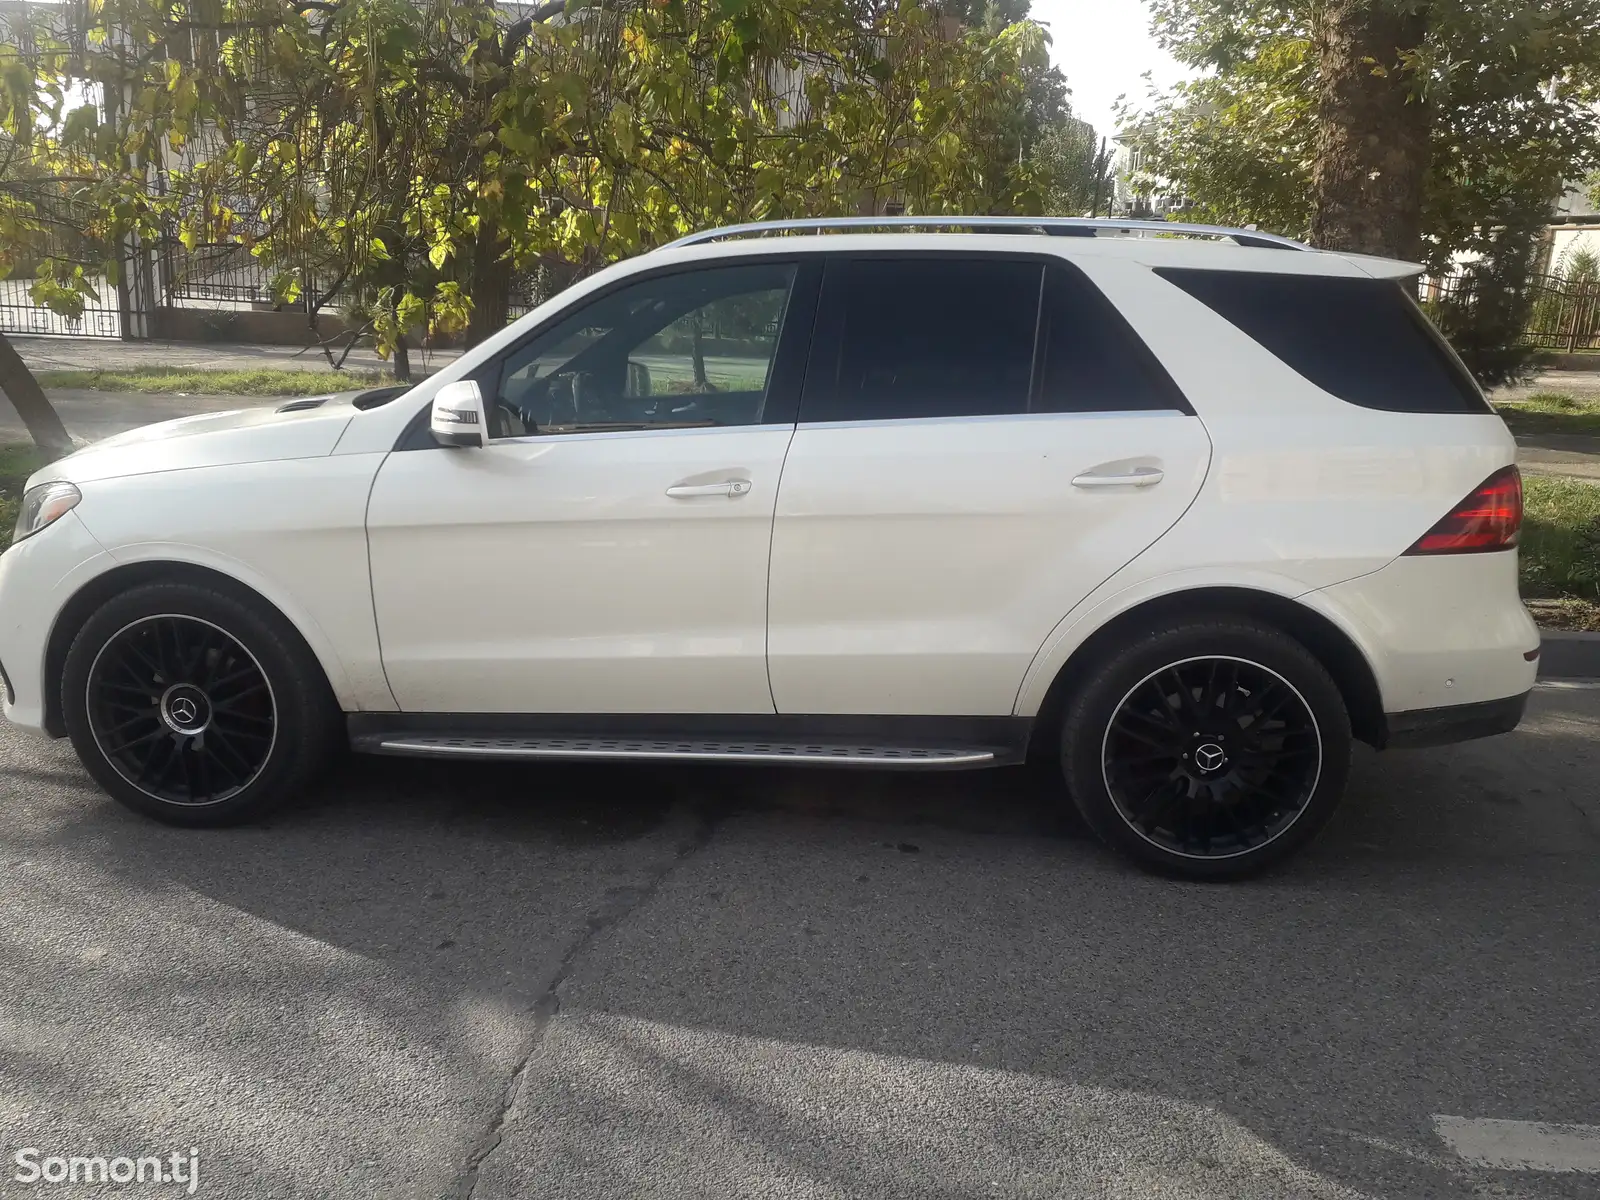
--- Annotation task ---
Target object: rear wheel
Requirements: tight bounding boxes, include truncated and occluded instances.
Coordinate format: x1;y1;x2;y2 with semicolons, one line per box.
1060;619;1351;880
62;582;339;826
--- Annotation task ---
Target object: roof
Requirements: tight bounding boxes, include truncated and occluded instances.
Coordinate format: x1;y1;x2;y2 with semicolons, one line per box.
644;218;1423;280
663;216;1307;252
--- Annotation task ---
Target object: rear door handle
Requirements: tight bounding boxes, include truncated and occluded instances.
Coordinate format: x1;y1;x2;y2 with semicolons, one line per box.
1071;467;1164;489
666;479;752;499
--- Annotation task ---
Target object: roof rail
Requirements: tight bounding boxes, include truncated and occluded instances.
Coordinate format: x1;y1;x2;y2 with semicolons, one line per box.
661;215;1309;252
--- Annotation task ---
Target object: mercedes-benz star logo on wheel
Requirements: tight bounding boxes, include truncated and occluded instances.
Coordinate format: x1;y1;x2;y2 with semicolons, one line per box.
1194;743;1227;772
169;697;198;726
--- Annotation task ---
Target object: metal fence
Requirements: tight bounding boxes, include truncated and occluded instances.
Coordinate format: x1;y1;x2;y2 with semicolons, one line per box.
1421;272;1600;352
0;218;127;338
1526;276;1600;351
0;277;123;338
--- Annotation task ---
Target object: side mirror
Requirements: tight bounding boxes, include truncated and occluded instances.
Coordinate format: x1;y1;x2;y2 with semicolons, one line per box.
430;380;487;448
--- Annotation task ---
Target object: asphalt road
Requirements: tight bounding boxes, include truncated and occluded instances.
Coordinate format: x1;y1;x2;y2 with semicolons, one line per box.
2;686;1598;1199
0;392;286;447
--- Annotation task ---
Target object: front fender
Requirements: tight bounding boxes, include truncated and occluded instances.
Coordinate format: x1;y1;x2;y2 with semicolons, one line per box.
66;454;397;714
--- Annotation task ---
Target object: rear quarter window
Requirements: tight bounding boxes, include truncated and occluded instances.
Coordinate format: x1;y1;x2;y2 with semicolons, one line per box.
1153;268;1490;415
1037;263;1192;414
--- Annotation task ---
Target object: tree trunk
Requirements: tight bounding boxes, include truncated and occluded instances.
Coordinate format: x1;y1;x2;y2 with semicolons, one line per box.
392;332;412;383
1308;0;1432;261
690;311;708;389
466;217;512;348
0;332;73;457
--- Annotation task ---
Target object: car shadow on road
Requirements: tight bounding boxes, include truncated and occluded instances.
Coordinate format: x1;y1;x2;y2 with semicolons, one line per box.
5;688;1599;1198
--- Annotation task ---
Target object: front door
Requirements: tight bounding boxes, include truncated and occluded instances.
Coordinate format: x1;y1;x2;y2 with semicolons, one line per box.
367;258;818;714
766;254;1213;716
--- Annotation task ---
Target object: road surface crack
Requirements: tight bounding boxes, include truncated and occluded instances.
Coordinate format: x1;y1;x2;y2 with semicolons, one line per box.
451;801;718;1200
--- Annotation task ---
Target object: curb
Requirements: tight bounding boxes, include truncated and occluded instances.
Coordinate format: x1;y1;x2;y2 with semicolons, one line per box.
1543;354;1600;373
1539;630;1600;679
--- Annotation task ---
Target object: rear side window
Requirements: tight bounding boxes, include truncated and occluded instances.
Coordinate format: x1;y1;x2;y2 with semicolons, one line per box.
801;257;1041;422
1154;268;1489;414
1038;264;1191;413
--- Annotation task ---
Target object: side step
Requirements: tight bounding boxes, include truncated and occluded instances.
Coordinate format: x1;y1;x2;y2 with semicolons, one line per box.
366;734;997;769
346;714;1031;771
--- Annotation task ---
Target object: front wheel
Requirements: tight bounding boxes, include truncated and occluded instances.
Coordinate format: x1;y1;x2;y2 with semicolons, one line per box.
61;581;339;826
1060;619;1352;880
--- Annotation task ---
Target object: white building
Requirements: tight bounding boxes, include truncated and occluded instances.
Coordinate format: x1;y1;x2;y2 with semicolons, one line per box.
1547;175;1600;273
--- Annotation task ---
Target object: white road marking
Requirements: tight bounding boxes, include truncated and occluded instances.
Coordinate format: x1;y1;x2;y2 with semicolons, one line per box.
1434;1116;1600;1172
1535;679;1600;691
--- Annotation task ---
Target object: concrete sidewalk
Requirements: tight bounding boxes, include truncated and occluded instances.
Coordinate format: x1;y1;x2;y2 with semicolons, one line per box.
7;331;1594;390
1517;432;1600;481
5;337;1600;471
9;333;1593;388
11;333;460;376
1492;369;1600;403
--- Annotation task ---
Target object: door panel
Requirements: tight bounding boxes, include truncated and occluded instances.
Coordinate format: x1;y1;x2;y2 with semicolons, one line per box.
766;411;1211;715
367;425;794;713
765;252;1211;717
366;256;818;715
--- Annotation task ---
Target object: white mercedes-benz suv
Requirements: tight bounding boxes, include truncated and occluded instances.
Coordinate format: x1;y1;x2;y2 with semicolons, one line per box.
0;217;1539;878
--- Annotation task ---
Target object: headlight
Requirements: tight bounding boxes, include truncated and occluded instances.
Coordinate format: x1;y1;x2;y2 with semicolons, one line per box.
13;481;81;543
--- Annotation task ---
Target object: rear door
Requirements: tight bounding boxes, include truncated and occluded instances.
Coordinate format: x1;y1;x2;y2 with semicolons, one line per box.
765;253;1213;716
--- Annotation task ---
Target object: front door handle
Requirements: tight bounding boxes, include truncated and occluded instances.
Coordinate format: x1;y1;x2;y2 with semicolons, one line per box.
666;479;752;499
1071;467;1164;489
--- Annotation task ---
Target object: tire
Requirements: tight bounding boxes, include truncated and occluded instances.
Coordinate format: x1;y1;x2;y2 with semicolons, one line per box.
1059;618;1352;880
61;581;340;827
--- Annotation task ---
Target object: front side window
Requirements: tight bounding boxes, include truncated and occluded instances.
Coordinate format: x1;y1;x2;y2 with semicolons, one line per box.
801;257;1042;423
491;263;796;436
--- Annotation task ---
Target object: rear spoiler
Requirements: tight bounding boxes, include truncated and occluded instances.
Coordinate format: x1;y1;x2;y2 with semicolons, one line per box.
1343;253;1426;281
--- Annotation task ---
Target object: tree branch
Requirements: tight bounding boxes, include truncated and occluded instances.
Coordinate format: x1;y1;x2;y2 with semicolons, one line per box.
499;0;570;65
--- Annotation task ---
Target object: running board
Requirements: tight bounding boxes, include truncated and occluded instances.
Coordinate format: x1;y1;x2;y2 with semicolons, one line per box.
366;735;996;769
346;713;1030;771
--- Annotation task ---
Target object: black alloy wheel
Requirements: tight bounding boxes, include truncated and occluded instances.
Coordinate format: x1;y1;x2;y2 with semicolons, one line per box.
84;614;277;806
1059;618;1352;880
63;581;340;826
1101;655;1322;860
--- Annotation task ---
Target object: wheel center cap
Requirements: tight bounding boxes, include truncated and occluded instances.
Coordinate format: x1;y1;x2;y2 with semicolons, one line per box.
160;685;212;736
1193;742;1227;773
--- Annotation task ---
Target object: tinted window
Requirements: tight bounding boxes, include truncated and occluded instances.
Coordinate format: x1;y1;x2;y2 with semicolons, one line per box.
802;258;1041;422
1154;268;1488;413
492;263;795;437
1037;264;1190;413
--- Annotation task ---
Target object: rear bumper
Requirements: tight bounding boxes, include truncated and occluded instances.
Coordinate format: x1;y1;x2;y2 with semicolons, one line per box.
1382;689;1529;749
1306;550;1539;714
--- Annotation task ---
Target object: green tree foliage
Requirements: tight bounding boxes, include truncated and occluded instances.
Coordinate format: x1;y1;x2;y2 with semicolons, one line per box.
941;0;1105;214
1127;0;1600;383
4;2;1089;361
0;0;1108;442
1028;114;1103;215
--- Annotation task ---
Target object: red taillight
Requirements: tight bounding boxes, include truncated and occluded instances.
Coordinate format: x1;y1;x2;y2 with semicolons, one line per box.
1404;466;1522;555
